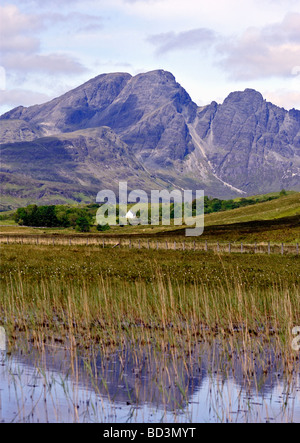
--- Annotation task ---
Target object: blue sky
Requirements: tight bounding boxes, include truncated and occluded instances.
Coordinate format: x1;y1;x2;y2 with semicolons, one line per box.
1;0;300;115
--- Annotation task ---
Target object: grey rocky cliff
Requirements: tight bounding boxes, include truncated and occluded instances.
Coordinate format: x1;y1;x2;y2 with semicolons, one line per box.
195;89;300;194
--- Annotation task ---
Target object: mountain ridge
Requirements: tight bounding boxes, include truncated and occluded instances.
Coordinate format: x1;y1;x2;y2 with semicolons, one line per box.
1;69;299;210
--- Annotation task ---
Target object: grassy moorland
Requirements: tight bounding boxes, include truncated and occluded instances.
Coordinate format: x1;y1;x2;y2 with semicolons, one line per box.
156;192;300;243
0;192;299;243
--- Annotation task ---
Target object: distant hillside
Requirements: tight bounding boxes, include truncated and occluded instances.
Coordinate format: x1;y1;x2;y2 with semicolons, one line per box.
158;192;300;243
204;192;300;226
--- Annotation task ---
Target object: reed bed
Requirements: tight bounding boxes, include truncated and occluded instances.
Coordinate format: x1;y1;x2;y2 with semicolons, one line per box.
2;272;298;341
1;245;299;364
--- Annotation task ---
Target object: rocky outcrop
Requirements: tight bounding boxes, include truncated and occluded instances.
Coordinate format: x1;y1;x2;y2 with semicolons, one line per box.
0;119;43;143
195;89;300;194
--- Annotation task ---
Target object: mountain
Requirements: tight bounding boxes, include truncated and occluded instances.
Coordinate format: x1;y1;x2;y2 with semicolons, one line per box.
0;70;299;210
195;89;300;195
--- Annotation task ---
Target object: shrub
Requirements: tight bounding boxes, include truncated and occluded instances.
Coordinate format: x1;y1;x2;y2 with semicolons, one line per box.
96;224;111;232
75;216;91;232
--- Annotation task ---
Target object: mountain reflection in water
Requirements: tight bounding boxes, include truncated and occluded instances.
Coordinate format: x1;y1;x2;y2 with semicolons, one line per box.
0;342;299;423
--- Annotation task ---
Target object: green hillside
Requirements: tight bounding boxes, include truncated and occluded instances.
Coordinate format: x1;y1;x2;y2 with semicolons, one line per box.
204;192;300;226
157;192;300;243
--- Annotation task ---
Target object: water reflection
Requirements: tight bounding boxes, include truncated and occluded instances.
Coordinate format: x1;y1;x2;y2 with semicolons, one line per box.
0;342;299;423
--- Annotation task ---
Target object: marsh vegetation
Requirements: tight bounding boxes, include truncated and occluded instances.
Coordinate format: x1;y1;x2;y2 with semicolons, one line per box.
0;191;299;422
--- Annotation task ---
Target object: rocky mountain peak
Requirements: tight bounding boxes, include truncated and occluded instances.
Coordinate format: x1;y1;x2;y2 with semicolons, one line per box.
0;70;299;210
222;88;265;112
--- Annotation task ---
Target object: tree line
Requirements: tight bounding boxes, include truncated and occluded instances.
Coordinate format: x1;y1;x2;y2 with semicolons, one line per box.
14;205;95;232
13;193;282;232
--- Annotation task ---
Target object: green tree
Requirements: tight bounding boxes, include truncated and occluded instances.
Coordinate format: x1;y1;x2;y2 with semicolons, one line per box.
76;216;91;232
280;189;287;197
211;199;222;212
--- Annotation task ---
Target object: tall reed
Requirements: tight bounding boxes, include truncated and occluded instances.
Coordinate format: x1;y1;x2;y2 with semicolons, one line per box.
1;268;299;361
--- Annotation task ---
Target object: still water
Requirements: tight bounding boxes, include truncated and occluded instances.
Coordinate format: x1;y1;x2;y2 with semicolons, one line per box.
0;342;299;423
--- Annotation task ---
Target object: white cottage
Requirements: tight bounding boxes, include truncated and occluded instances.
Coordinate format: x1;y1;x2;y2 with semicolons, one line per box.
125;210;136;220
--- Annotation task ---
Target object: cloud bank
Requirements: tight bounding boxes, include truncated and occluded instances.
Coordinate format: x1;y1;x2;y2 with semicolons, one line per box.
147;28;218;55
218;12;300;80
148;12;300;81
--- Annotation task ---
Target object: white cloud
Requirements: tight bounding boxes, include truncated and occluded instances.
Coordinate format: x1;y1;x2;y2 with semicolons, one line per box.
263;89;300;110
0;5;41;53
0;35;39;54
0;5;89;77
41;11;104;33
261;11;300;43
2;53;87;75
217;13;300;80
0;88;50;107
0;4;41;35
10;0;82;6
107;0;300;34
147;28;218;55
146;12;300;81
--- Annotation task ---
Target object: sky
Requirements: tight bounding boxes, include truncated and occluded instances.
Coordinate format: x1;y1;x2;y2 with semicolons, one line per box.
0;0;300;115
